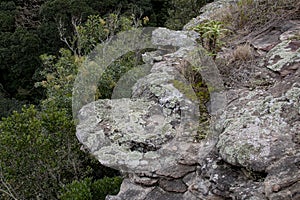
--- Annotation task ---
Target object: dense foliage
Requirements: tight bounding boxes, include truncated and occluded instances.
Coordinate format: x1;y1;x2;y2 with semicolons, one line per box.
60;177;123;200
0;105;82;199
0;0;213;104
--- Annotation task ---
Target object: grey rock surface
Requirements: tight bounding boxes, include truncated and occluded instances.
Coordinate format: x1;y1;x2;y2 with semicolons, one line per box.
217;84;299;172
251;20;300;76
265;38;300;73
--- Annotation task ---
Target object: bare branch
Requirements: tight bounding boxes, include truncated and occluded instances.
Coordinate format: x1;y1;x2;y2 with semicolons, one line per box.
71;16;83;56
57;18;79;56
0;168;18;200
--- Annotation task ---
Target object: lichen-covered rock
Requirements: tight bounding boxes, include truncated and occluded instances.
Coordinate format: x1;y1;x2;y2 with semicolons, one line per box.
251;20;300;77
77;76;200;173
259;20;300;73
251;20;300;52
106;179;154;200
221;20;300;163
76;27;207;174
152;27;199;48
264;152;300;199
217;83;300;171
265;39;300;74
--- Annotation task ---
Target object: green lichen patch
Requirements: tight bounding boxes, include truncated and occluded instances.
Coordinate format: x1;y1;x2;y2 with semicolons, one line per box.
266;40;300;72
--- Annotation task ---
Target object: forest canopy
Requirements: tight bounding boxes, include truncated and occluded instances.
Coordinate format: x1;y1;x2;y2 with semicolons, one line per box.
0;0;212;109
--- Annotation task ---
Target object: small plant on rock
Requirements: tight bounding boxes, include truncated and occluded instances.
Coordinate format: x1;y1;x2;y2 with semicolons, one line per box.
192;20;229;58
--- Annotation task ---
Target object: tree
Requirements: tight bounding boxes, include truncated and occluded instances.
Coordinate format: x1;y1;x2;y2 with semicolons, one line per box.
0;0;45;102
36;48;79;111
0;1;16;32
0;27;42;101
0;105;89;199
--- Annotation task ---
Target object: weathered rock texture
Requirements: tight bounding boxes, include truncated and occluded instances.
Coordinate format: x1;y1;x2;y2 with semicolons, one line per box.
183;0;238;31
76;0;300;199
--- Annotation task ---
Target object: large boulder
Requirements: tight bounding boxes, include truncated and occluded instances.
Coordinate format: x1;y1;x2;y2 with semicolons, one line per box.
76;59;201;173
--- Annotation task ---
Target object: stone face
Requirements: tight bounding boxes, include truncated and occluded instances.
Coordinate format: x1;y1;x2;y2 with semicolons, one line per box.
159;178;187;193
133;177;158;187
76;26;222;175
217;84;299;171
77;24;224;199
152;27;199;48
251;20;300;52
76;58;201;172
264;153;300;199
252;20;300;76
265;40;300;73
156;164;196;179
105;179;154;200
144;187;184;200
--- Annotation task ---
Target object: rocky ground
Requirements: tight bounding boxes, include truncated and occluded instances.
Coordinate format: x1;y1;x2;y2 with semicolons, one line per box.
76;0;300;199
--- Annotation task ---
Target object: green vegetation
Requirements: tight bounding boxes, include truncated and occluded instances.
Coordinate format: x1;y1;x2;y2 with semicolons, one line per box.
97;51;144;99
0;7;136;200
0;86;25;118
172;61;211;141
193;20;229;57
0;0;213;105
60;177;122;200
0;105;83;199
4;0;295;197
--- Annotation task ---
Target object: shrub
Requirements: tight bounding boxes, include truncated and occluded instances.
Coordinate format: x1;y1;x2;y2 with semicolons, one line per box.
172;60;211;141
59;178;93;200
193;20;230;57
0;93;25;118
0;105;88;199
59;177;123;200
97;51;143;99
232;44;254;61
91;176;123;199
36;49;79;112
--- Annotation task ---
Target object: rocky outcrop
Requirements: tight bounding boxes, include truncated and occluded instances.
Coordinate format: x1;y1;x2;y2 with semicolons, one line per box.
75;0;300;199
76;27;226;199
